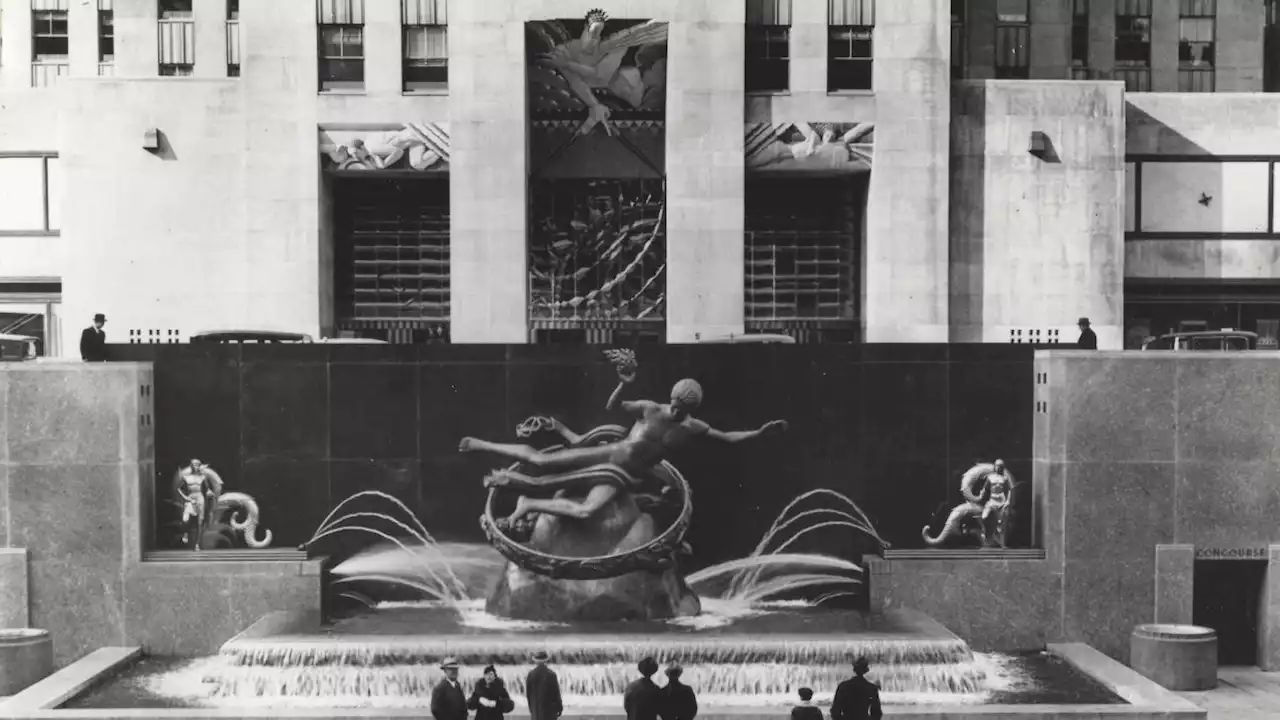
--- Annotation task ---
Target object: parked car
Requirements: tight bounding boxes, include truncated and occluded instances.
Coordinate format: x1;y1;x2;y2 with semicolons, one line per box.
1140;330;1259;351
189;330;387;344
695;333;797;344
0;334;38;361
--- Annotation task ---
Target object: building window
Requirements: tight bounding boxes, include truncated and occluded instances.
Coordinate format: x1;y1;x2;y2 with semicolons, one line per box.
1268;0;1280;92
402;0;447;92
1178;0;1215;92
746;0;791;93
32;3;69;62
828;0;874;91
994;0;1030;79
1115;0;1151;92
158;0;194;76
98;6;114;64
0;155;61;235
319;0;365;92
227;0;240;77
1071;0;1089;78
31;1;69;87
158;0;189;18
951;0;965;80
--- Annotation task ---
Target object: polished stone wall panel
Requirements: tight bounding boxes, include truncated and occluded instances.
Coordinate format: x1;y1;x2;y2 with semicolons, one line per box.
1063;462;1175;561
1057;356;1179;463
871;558;1062;651
1175;358;1280;464
115;344;1037;556
1063;554;1156;663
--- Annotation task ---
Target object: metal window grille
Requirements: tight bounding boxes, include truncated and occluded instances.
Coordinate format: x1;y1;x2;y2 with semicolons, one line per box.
333;177;451;333
527;179;666;337
744;178;860;331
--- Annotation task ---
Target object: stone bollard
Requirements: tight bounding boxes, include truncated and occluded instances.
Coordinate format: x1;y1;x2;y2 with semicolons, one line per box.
0;629;54;696
1130;624;1217;691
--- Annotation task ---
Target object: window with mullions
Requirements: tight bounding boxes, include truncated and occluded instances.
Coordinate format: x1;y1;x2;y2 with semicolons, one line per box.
951;0;965;80
1115;0;1151;92
98;8;114;63
995;0;1029;79
746;0;791;92
318;0;365;92
828;0;875;91
402;0;447;92
32;8;69;61
1178;0;1215;93
0;155;61;235
1071;0;1089;77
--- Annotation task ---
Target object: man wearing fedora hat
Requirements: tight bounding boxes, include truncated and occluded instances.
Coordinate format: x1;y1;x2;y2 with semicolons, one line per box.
624;657;663;720
658;663;697;720
525;650;562;720
1076;317;1098;350
80;313;108;362
431;656;469;720
830;657;882;720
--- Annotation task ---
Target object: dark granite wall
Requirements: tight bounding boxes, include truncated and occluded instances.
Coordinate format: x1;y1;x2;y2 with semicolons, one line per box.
107;344;1036;565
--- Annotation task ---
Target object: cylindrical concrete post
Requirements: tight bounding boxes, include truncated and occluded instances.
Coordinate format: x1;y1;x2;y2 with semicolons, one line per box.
0;628;54;696
1130;624;1218;691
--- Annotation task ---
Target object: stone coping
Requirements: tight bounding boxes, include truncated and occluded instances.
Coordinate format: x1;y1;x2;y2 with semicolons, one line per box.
1;647;141;715
880;549;1047;561
0;643;1206;720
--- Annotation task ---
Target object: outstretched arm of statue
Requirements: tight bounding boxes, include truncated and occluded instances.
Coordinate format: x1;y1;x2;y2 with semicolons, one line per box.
704;419;789;444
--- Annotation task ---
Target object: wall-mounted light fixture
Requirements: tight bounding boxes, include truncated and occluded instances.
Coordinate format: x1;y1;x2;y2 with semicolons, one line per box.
143;128;160;151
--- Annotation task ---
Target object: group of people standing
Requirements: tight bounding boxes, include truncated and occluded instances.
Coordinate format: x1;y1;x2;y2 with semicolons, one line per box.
429;652;881;720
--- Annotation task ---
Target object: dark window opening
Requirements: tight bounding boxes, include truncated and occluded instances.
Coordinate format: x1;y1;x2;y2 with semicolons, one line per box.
32;10;69;61
746;25;790;92
320;24;365;91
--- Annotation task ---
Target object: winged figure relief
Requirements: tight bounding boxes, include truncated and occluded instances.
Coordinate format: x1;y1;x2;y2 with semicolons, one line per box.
532;9;669;136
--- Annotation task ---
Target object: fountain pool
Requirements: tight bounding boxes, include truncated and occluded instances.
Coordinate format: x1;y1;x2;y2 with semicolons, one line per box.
60;604;1124;711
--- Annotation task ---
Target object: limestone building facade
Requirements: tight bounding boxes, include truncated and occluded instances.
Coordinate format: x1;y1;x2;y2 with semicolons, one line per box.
0;0;1277;353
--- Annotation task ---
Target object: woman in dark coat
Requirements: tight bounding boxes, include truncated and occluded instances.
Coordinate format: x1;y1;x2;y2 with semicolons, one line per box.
468;665;516;720
471;661;514;717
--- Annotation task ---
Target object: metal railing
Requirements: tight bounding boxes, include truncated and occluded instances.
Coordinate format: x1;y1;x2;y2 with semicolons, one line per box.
31;61;69;88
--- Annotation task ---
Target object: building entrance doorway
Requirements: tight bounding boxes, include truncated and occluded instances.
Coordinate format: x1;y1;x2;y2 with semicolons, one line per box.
1193;559;1268;665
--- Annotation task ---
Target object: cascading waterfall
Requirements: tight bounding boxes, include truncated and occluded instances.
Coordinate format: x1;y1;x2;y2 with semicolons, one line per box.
157;490;1005;708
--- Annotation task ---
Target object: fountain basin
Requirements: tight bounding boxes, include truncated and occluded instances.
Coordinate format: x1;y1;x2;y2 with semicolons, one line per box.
0;628;53;696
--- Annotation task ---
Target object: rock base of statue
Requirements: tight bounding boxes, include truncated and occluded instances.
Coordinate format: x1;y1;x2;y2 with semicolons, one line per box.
485;491;701;622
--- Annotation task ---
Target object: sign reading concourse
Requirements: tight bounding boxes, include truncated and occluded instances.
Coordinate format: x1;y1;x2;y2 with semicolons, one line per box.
1194;547;1271;560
